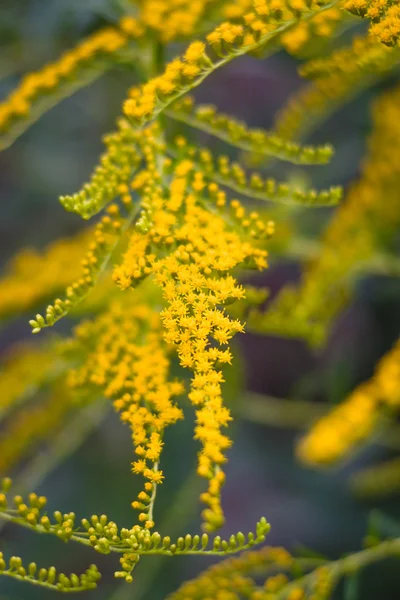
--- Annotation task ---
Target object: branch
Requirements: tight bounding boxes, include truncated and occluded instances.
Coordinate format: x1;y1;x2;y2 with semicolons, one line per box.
166;100;333;165
0;554;100;593
123;0;341;129
273;538;400;599
30;204;138;333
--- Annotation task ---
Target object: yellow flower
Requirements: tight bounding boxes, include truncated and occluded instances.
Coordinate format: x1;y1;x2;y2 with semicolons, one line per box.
112;139;271;530
184;41;206;62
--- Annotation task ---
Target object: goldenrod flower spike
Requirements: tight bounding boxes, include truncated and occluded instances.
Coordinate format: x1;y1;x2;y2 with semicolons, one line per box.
4;0;400;594
110;144;271;529
344;0;400;47
273;35;399;144
122;0;341;128
297;338;400;466
251;83;400;346
167;96;335;165
67;299;184;525
0;20;142;151
133;0;212;42
0;228;94;322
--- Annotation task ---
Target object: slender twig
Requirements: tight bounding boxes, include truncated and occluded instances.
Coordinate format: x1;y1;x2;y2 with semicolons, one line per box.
0;400;110;535
272;538;400;599
147;461;159;523
108;471;202;600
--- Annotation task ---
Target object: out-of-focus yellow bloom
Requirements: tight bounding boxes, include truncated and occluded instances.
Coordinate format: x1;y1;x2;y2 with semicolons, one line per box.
134;0;213;42
281;8;343;55
298;339;400;465
168;545;293;600
0;229;92;320
123;0;337;126
274;34;397;145
0;20;141;135
254;81;400;346
30;203;132;333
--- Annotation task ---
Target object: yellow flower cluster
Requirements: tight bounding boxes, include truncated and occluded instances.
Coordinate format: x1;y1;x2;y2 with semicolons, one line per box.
372;339;400;408
167;545;294;600
111;126;270;530
222;0;253;19
297;384;379;467
255;81;400;346
167;543;337;600
123;0;336;125
281;8;343;55
123;40;211;123
297;338;400;466
60;117;141;219
68;300;184;529
0;19;141;136
221;0;341;41
134;0;212;42
344;0;400;47
274;34;396;143
0;229;92;321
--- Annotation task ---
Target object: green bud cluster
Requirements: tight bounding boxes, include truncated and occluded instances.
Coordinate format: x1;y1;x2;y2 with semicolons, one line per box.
0;552;100;592
167;97;334;165
171;140;342;208
29;203;135;334
60;119;141;219
0;481;270;586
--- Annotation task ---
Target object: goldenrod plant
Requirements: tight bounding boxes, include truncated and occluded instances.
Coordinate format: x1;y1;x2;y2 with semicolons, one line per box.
0;0;400;597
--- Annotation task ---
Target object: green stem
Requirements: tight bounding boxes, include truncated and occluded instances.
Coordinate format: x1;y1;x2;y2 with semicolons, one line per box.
273;538;400;599
129;0;341;132
0;400;110;537
108;471;201;600
147;461;159;523
165;109;332;166
0;570;89;593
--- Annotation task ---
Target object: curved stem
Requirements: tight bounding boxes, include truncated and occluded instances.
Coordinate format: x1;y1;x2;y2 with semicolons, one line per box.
147;461;159;523
273;538;400;599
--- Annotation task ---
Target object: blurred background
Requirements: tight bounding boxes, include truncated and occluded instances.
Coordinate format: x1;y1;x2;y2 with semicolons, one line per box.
0;1;400;598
